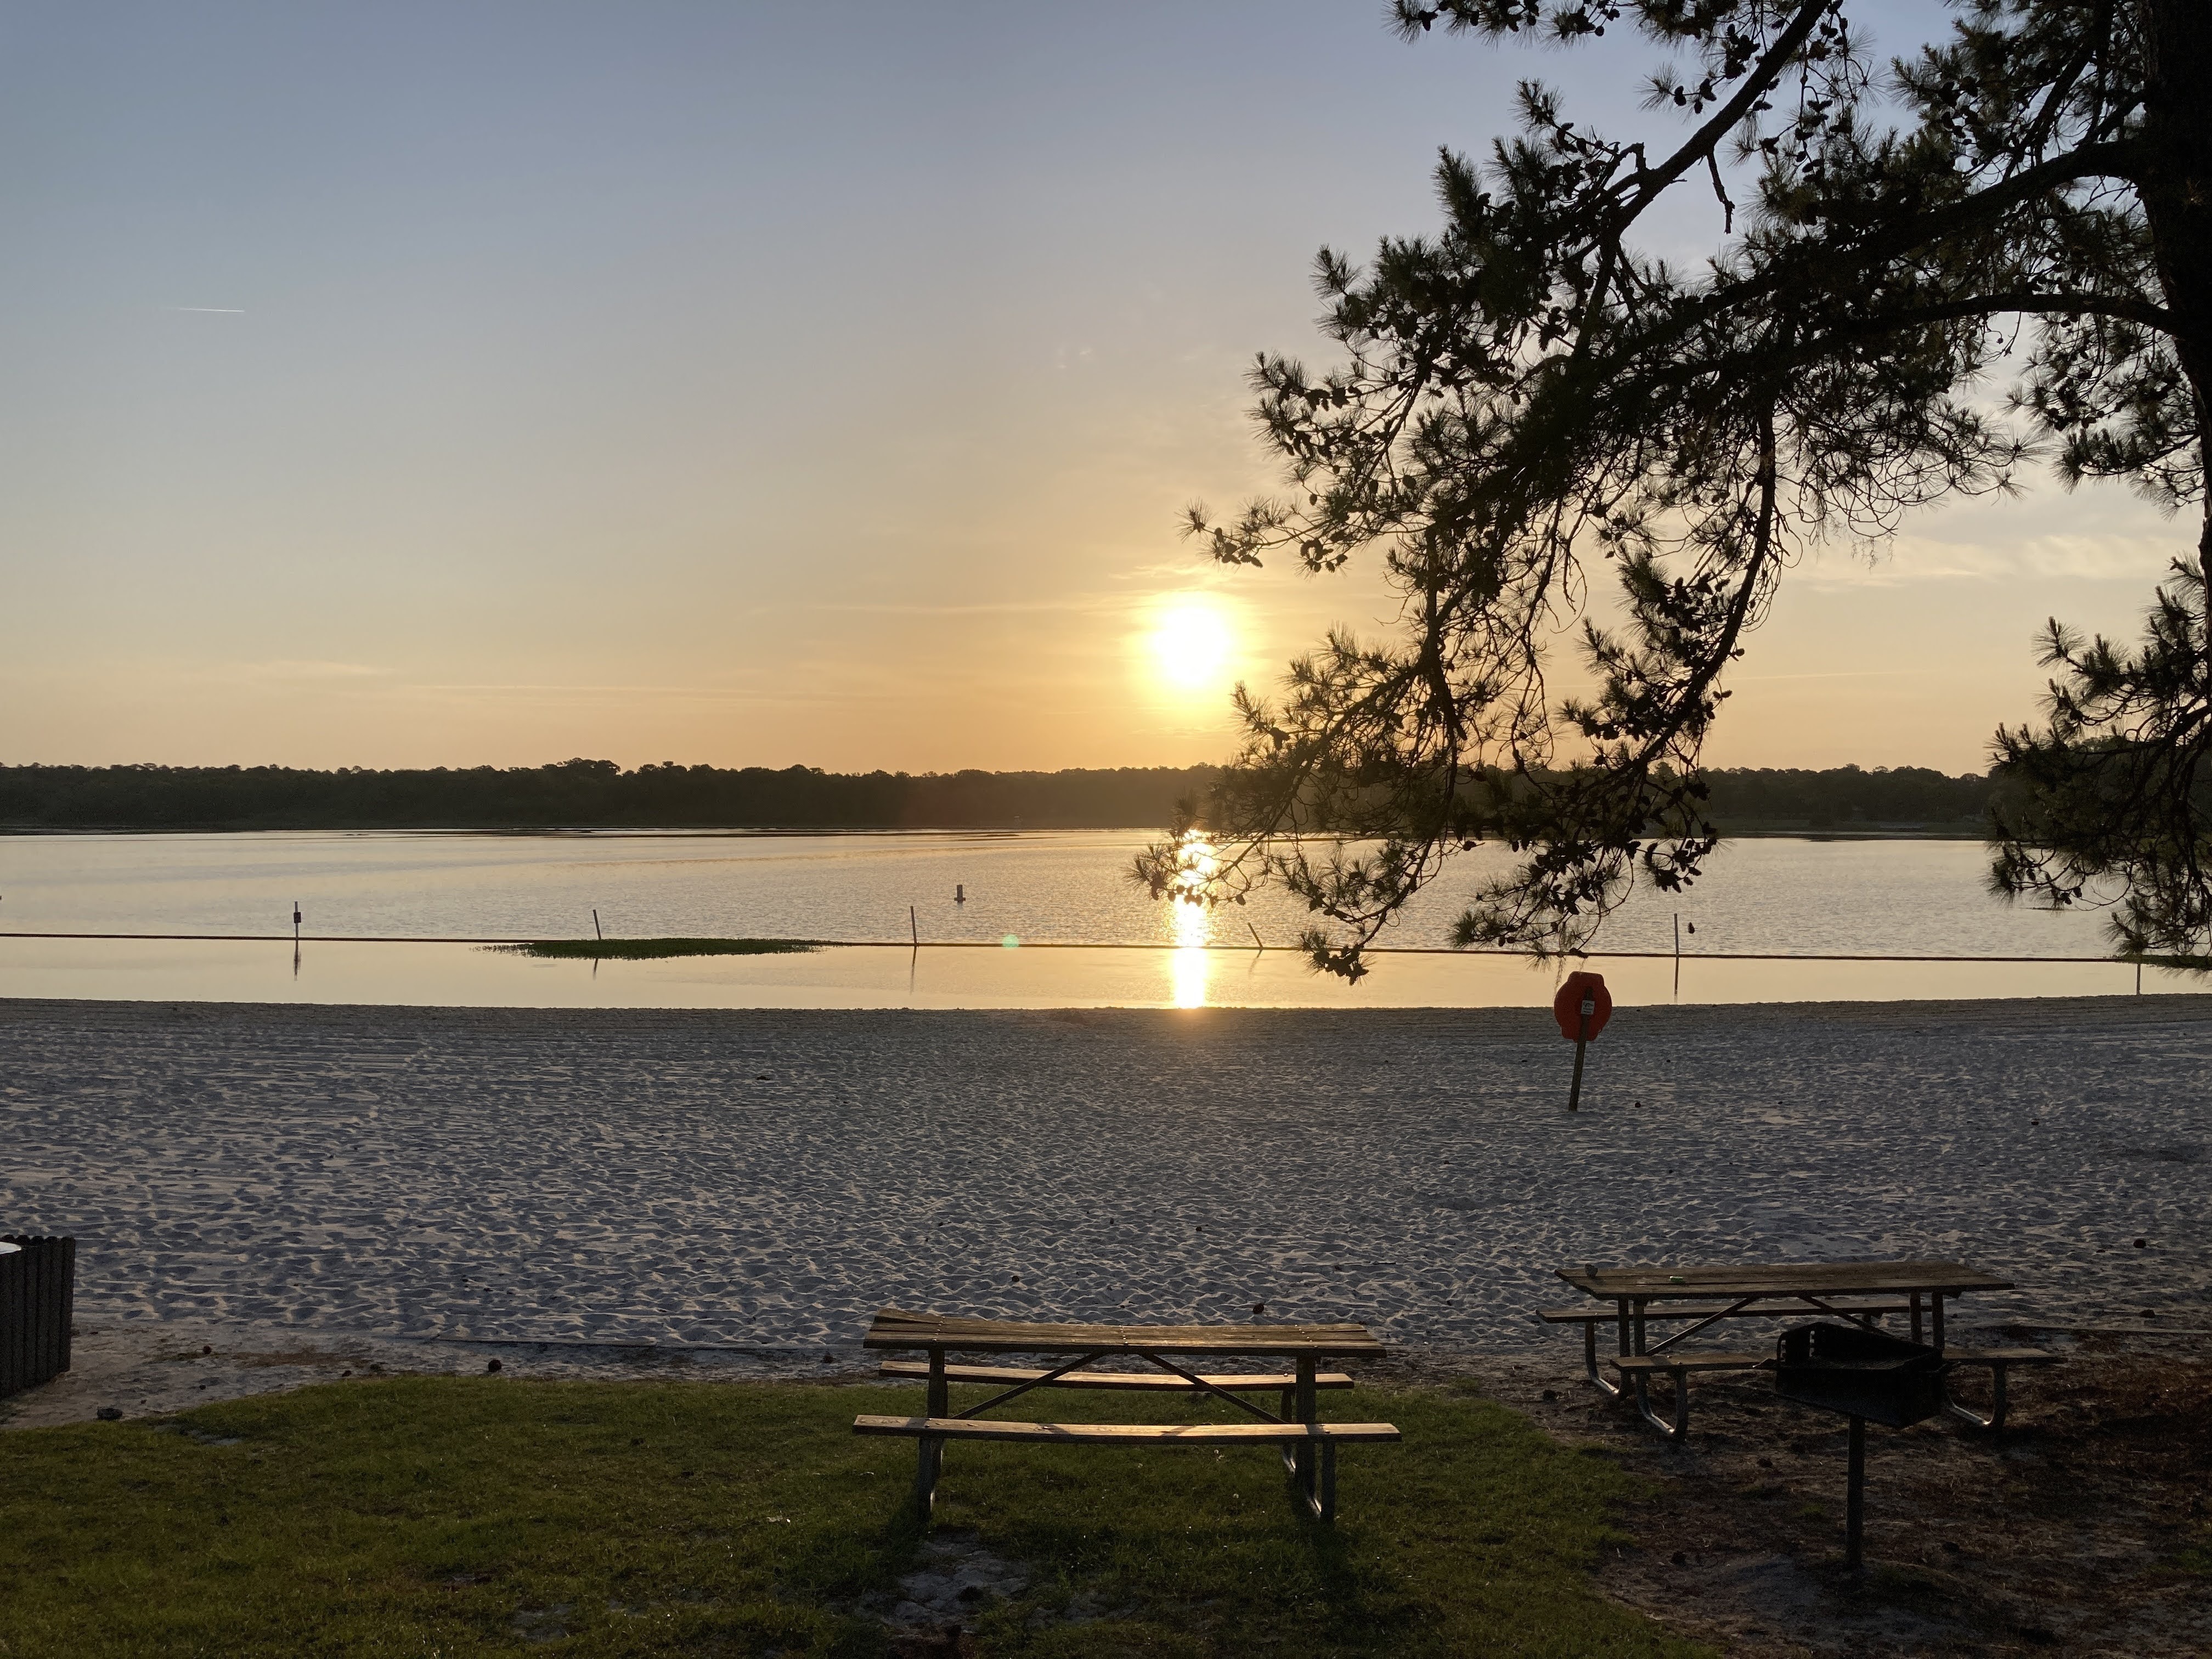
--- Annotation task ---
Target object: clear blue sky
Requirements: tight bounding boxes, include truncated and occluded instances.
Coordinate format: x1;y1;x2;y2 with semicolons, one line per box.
0;1;2179;772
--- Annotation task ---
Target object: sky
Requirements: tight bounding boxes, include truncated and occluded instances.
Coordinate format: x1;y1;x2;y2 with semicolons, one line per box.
0;1;2186;776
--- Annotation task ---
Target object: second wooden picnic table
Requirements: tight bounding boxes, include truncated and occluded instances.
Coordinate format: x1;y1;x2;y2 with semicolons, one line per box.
1560;1258;2015;1352
854;1308;1397;1522
1553;1259;2019;1438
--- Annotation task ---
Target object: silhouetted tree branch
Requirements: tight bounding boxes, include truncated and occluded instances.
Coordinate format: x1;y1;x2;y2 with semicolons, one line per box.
1140;0;2207;973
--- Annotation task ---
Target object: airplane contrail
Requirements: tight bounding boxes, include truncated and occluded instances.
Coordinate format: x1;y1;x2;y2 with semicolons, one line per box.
164;306;245;313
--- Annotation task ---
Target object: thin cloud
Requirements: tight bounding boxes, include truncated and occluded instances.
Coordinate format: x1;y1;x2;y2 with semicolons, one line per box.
1730;668;1951;684
805;596;1104;618
1793;532;2179;588
403;681;879;706
206;659;384;683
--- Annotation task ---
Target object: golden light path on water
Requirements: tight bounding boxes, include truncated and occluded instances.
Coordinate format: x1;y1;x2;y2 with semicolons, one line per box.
1171;899;1210;1008
1168;830;1218;1008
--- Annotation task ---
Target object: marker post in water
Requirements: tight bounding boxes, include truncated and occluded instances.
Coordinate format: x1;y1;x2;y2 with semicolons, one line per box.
1552;970;1612;1111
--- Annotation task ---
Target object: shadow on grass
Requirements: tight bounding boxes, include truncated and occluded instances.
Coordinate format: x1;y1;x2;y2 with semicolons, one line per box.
0;1376;1710;1658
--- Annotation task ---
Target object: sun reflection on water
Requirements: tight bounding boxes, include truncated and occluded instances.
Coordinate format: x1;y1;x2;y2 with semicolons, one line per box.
1170;898;1210;1008
1167;831;1217;1008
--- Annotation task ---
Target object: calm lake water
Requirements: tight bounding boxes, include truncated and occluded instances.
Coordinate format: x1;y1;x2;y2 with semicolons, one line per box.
0;830;2183;1009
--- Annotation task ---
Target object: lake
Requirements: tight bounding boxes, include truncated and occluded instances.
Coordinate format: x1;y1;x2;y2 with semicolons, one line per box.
0;830;2187;1009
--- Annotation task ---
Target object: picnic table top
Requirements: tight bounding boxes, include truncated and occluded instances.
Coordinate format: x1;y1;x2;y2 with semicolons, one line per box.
1555;1259;2014;1300
864;1307;1387;1358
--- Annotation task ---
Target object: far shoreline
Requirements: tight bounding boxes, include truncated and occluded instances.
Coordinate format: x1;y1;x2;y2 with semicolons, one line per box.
0;822;1993;839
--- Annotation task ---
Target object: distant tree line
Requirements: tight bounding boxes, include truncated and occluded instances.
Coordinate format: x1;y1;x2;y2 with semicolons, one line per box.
0;759;1995;833
1700;766;1994;830
0;761;1220;832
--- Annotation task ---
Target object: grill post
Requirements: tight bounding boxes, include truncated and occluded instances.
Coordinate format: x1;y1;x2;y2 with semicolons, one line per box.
1845;1416;1866;1569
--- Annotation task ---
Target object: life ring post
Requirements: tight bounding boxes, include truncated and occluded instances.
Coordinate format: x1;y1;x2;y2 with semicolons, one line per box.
1551;971;1612;1113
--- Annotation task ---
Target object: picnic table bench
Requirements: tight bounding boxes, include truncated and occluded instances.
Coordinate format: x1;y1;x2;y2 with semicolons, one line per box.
855;1308;1398;1522
1537;1297;1916;1393
1549;1260;2056;1440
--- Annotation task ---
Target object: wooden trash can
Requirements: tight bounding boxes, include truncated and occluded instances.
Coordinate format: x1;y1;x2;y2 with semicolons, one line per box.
1;1235;76;1397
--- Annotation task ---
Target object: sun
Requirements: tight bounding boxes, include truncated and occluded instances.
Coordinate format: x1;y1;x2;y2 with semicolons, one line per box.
1149;601;1232;690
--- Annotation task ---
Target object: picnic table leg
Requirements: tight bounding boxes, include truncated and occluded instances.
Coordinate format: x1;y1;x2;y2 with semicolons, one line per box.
1291;1357;1319;1513
1622;1297;1671;1434
1940;1358;2012;1432
915;1346;947;1516
1931;1293;1947;1353
1909;1291;1924;1345
1583;1318;1621;1396
1582;1297;1626;1399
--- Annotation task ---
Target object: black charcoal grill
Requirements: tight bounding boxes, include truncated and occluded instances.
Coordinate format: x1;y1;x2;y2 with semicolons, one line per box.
1773;1323;1949;1567
1774;1322;1946;1427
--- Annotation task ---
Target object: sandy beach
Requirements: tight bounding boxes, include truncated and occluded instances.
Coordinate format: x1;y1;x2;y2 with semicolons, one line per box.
4;995;2208;1362
10;994;2212;1653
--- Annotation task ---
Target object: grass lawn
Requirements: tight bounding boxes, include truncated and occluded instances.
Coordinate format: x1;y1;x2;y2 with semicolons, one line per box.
0;1376;1709;1658
498;939;818;960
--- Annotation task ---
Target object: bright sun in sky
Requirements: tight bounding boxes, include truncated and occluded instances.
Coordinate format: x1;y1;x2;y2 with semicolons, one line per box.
1149;601;1233;690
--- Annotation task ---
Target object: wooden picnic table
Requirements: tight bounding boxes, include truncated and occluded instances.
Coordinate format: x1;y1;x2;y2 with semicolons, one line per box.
1559;1259;2013;1352
1553;1260;2018;1439
855;1308;1397;1522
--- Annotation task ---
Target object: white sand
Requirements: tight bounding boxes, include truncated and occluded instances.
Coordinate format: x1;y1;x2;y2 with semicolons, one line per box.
3;996;2208;1357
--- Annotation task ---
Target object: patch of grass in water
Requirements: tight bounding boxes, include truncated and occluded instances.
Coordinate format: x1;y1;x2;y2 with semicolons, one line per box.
496;936;819;960
0;1377;1711;1657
